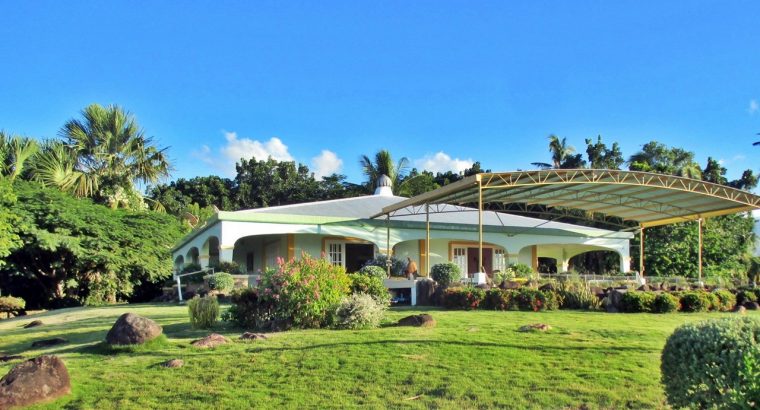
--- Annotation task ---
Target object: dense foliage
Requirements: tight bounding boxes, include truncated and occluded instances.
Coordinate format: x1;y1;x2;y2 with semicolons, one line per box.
331;293;387;329
0;295;25;317
188;295;220;329
444;287;561;311
207;272;235;292
0;178;20;260
257;254;351;329
651;293;680;313
661;317;760;409
349;272;390;304
363;255;405;277
358;265;387;280
0;181;185;308
431;262;462;288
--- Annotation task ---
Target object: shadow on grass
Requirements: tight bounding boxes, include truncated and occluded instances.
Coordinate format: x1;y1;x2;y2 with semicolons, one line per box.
249;339;657;355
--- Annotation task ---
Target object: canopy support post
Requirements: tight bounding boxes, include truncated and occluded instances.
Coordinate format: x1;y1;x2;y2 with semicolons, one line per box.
386;215;391;277
425;203;430;276
698;217;703;285
478;178;484;273
639;226;645;278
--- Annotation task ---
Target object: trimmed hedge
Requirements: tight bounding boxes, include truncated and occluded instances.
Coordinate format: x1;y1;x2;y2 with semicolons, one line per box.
431;262;462;288
679;291;712;312
443;288;485;310
652;293;680;313
661;317;760;409
207;272;235;292
619;291;656;313
482;289;515;311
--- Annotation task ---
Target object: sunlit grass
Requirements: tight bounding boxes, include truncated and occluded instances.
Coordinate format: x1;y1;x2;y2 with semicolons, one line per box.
1;303;755;409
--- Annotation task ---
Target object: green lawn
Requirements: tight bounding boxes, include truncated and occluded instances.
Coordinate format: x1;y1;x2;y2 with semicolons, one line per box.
1;304;754;409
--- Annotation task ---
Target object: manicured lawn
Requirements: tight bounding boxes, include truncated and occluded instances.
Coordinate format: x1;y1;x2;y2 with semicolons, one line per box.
1;304;754;409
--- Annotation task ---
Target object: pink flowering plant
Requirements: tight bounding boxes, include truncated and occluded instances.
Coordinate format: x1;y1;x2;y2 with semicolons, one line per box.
257;253;351;329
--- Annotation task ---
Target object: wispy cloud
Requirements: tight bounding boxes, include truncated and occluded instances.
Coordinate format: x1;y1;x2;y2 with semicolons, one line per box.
749;99;759;115
311;150;343;179
415;152;474;174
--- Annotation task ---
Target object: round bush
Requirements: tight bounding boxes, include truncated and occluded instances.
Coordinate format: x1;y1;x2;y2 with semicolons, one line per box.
358;265;387;280
430;262;461;288
652;293;680;313
332;293;387;329
0;296;26;316
680;291;711;312
712;289;736;312
207;272;235;292
511;263;535;279
661;317;760;409
349;273;390;305
619;291;656;313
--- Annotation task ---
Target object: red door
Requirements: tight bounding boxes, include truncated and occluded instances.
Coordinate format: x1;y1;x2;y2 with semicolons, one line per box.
466;248;493;274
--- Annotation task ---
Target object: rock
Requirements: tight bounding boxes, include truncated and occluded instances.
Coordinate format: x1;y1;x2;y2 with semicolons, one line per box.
161;359;184;368
106;313;162;345
518;323;552;332
23;320;43;329
538;283;556;292
744;301;760;310
0;355;71;408
734;305;747;315
415;278;436;306
606;289;627;312
637;285;650;291
191;333;229;348
240;332;268;341
0;355;23;362
397;314;436;328
503;281;521;290
31;338;67;348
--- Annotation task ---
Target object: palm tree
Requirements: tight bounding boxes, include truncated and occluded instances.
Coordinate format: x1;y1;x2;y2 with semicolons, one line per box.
359;150;410;194
32;104;171;209
531;134;576;169
0;131;39;180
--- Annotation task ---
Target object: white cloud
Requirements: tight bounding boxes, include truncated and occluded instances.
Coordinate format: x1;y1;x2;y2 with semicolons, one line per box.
311;150;343;179
220;132;293;163
415;152;474;174
194;132;295;176
749;99;759;115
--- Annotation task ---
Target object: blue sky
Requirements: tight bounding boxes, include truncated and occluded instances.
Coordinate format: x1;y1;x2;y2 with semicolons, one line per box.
1;1;759;184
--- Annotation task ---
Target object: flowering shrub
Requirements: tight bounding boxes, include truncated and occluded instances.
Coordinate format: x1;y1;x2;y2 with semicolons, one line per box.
482;289;516;310
258;254;351;329
443;287;485;310
331;293;387;329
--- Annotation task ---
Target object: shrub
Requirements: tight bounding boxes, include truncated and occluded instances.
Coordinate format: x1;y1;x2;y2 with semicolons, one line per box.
211;261;242;275
443;288;485;310
661;317;760;409
363;255;405;277
349;273;390;305
559;287;601;310
619;291;656;313
680;291;712;312
431;262;462;288
188;295;220;329
207;272;235;292
511;263;535;279
358;265;387;280
493;268;516;285
331;293;387;329
482;289;515;310
223;288;275;329
651;293;680;313
542;291;562;311
258;254;351;328
712;289;736;312
514;288;552;311
0;296;25;317
737;289;759;305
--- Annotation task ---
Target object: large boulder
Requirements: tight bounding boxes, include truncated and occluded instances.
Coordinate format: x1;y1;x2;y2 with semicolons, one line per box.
106;313;162;345
191;333;229;348
604;289;627;313
397;314;436;328
415;278;437;306
0;355;71;408
744;301;760;311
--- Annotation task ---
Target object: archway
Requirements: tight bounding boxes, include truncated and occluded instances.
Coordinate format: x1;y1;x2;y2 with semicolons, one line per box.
202;236;220;267
186;247;199;266
174;255;184;273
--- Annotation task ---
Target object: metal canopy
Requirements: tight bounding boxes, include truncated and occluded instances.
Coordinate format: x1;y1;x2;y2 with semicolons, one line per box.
373;169;760;228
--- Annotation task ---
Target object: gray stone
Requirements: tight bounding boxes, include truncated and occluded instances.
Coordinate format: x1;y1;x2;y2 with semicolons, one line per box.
106;313;163;345
0;355;71;408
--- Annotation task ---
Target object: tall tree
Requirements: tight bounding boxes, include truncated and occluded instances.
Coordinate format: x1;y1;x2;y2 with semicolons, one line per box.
628;141;702;179
585;136;624;169
359;149;409;193
532;135;581;169
34;104;171;209
235;157;321;209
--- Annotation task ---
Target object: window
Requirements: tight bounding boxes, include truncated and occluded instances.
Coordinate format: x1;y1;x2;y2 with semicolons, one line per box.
493;249;507;273
452;247;467;275
326;241;345;267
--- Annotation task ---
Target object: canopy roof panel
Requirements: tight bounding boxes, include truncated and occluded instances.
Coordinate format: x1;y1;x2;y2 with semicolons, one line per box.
373;169;760;228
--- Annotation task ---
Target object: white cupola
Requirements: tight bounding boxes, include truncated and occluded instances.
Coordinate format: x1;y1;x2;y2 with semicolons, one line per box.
374;174;393;196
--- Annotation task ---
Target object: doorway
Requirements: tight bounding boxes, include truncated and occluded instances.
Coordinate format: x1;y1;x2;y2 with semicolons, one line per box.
345;243;375;273
466;247;493;274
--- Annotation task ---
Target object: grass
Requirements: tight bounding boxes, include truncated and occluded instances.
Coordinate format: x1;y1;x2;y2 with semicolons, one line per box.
0;304;756;409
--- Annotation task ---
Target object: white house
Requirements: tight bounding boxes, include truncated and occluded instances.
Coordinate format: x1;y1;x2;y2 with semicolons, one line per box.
171;178;633;278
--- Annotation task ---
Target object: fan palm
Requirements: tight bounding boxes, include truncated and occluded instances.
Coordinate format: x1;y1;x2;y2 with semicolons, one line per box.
359;150;410;194
0;131;39;180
